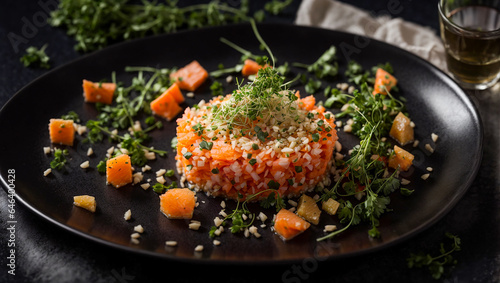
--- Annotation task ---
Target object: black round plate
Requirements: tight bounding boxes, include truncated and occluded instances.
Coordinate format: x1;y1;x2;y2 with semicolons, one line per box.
0;23;482;263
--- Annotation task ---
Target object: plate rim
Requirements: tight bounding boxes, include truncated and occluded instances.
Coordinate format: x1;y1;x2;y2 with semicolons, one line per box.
0;22;484;264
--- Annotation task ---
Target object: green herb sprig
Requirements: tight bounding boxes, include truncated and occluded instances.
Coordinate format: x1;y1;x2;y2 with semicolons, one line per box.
49;0;292;52
20;44;50;69
209;189;284;237
209;20;300;134
318;79;409;241
407;233;461;279
293;45;339;79
85;120;166;167
50;148;69;171
153;181;177;194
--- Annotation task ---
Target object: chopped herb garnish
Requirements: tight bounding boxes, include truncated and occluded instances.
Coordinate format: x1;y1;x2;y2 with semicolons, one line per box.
267;180;280;190
96;160;107;173
311;133;320;142
61;111;80;122
171;137;178;149
199;140;214;150
152;182;176;194
192;123;204;136
20;44;50;69
50;148;68;171
210;80;224;96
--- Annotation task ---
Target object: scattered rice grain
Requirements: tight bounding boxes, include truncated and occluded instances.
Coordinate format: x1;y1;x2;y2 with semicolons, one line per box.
343;124;352;133
124;209;132;221
189;220;201;230
431;133;439;142
165;241;177;247
425;144;434;153
323;225;337;232
142;165;151;172
80;161;90;169
134;225;144;233
156;176;166;184
258;212;268;222
400;178;411;185
214;217;224;227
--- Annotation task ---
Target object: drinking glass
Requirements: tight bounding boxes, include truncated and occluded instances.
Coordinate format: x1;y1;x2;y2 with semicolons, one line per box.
438;0;500;90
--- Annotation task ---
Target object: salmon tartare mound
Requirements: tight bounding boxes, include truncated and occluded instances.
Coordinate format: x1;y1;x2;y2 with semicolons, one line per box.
175;68;338;200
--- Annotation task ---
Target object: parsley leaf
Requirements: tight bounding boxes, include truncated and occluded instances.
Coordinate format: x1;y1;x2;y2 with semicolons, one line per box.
294;46;339;79
20;44;50;69
259;191;285;212
407;233;461;279
50;149;69;171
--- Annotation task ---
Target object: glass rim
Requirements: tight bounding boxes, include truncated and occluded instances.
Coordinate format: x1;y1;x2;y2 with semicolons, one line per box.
438;0;500;37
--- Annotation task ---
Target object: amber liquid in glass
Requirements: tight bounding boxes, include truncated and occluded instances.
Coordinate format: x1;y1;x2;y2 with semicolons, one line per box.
441;6;500;85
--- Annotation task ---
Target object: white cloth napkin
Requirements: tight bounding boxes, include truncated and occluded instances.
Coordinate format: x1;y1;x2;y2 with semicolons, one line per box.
295;0;448;72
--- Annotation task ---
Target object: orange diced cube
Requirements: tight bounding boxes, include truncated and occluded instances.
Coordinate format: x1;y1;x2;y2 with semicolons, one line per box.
49;119;75;146
106;154;132;188
82;79;116;105
170;60;208;92
388;145;414;171
390;112;414;146
73;195;96;213
150;88;183;121
159;188;196;219
274;208;311;240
